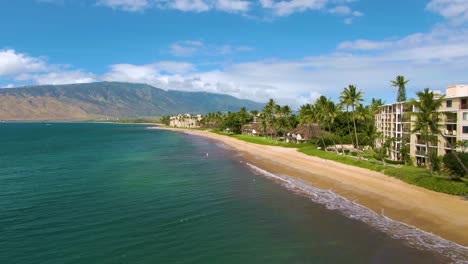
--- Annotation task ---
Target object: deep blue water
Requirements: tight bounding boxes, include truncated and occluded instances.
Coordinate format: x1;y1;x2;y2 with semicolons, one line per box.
0;123;455;263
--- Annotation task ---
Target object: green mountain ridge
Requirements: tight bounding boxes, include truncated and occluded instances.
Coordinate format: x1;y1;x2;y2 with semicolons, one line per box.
0;82;264;120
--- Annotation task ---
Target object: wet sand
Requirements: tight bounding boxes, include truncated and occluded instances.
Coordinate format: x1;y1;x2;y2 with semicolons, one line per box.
153;127;468;247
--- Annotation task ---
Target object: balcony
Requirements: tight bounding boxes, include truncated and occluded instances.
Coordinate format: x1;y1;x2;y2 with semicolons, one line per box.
443;117;457;123
443;130;457;137
415;150;427;156
461;104;468;110
415;139;426;145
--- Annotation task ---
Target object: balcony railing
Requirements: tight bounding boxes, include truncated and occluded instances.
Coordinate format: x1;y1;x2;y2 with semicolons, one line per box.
416;139;426;145
444;117;457;123
443;130;457;136
415;150;427;156
461;104;468;110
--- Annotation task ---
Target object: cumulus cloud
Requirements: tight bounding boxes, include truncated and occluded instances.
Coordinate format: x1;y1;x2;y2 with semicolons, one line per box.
3;24;467;108
427;0;468;24
1;84;14;88
337;26;468;60
19;70;98;85
0;49;47;76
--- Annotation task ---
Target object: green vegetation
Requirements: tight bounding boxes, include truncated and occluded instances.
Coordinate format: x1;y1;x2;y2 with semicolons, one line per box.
443;153;468;179
195;76;468;195
215;131;298;148
212;129;468;195
391;75;409;102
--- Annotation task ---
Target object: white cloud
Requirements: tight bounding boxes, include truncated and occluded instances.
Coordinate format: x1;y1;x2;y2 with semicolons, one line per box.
215;0;250;12
170;41;204;56
328;5;351;15
97;0;150;12
338;39;392;50
0;49;47;76
427;0;468;24
327;5;363;24
3;24;467;109
1;84;14;88
352;10;363;16
169;40;253;56
260;0;327;16
337;26;468;60
168;0;211;12
21;70;97;85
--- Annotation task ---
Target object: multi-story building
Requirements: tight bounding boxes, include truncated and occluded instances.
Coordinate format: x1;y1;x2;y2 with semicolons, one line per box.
169;114;202;128
375;85;468;165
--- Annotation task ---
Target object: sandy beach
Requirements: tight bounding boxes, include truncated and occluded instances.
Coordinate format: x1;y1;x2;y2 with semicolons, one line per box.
153;127;468;247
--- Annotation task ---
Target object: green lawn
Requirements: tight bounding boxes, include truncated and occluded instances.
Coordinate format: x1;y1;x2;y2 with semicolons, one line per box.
216;132;468;196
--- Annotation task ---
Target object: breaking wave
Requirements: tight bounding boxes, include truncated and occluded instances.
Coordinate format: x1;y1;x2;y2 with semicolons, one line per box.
244;162;468;264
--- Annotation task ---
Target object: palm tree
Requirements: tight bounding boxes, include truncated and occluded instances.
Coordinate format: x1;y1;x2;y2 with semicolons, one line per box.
263;99;278;138
361;123;381;149
340;85;364;148
391;75;409;102
298;103;317;124
410;88;443;174
370;98;384;115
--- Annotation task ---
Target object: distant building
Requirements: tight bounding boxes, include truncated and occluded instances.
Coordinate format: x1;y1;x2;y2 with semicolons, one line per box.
241;115;277;137
169;114;202;128
285;124;322;143
375;85;468;165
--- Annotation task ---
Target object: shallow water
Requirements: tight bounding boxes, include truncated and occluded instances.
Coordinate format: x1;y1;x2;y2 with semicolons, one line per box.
0;123;462;263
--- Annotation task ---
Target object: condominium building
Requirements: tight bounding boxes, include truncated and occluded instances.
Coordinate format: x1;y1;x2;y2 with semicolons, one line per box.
169;114;202;128
375;85;468;165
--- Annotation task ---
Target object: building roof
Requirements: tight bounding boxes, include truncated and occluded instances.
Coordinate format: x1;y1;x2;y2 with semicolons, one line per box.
288;123;322;140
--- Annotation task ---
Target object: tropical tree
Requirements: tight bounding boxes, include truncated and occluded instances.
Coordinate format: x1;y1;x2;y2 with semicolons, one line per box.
340;85;364;148
370;98;384;115
262;99;278;138
361;123;381;149
411;89;467;175
298;103;317;124
391;75;409;102
410;88;444;174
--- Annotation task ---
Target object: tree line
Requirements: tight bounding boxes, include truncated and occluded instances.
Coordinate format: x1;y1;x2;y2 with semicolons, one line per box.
161;75;467;178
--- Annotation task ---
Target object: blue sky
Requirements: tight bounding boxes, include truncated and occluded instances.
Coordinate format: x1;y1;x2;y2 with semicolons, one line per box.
1;0;467;108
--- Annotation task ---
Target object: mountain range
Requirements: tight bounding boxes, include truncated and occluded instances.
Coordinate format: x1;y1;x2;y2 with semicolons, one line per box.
0;82;264;120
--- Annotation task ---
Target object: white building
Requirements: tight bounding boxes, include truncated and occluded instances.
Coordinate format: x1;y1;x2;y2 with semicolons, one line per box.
169;114;202;128
375;85;468;165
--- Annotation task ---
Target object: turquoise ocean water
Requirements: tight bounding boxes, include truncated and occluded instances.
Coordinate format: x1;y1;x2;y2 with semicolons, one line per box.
0;123;465;263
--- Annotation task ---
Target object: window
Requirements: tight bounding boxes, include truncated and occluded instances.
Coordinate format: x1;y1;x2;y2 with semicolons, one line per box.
463;112;468;121
463;126;468;134
446;100;452;108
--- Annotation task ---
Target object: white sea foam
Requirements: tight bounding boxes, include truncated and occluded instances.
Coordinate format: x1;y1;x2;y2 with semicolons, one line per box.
245;162;468;264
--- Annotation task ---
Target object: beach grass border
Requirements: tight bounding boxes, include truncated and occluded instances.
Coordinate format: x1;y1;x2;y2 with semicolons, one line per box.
213;131;468;196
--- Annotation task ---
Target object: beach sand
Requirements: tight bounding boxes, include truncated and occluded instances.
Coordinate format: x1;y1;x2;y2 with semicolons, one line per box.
153;127;468;247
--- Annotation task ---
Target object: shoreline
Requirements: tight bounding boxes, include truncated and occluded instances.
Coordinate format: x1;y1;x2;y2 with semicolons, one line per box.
152;126;468;248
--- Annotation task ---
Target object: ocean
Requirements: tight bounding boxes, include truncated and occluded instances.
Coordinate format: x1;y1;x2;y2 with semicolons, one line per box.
0;123;464;263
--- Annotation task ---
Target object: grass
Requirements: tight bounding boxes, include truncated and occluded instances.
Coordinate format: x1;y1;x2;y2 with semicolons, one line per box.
214;132;468;196
298;145;468;195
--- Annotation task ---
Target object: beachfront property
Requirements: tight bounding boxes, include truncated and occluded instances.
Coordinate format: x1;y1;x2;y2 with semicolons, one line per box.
375;85;468;165
169;114;202;128
241;115;277;137
285;123;322;143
